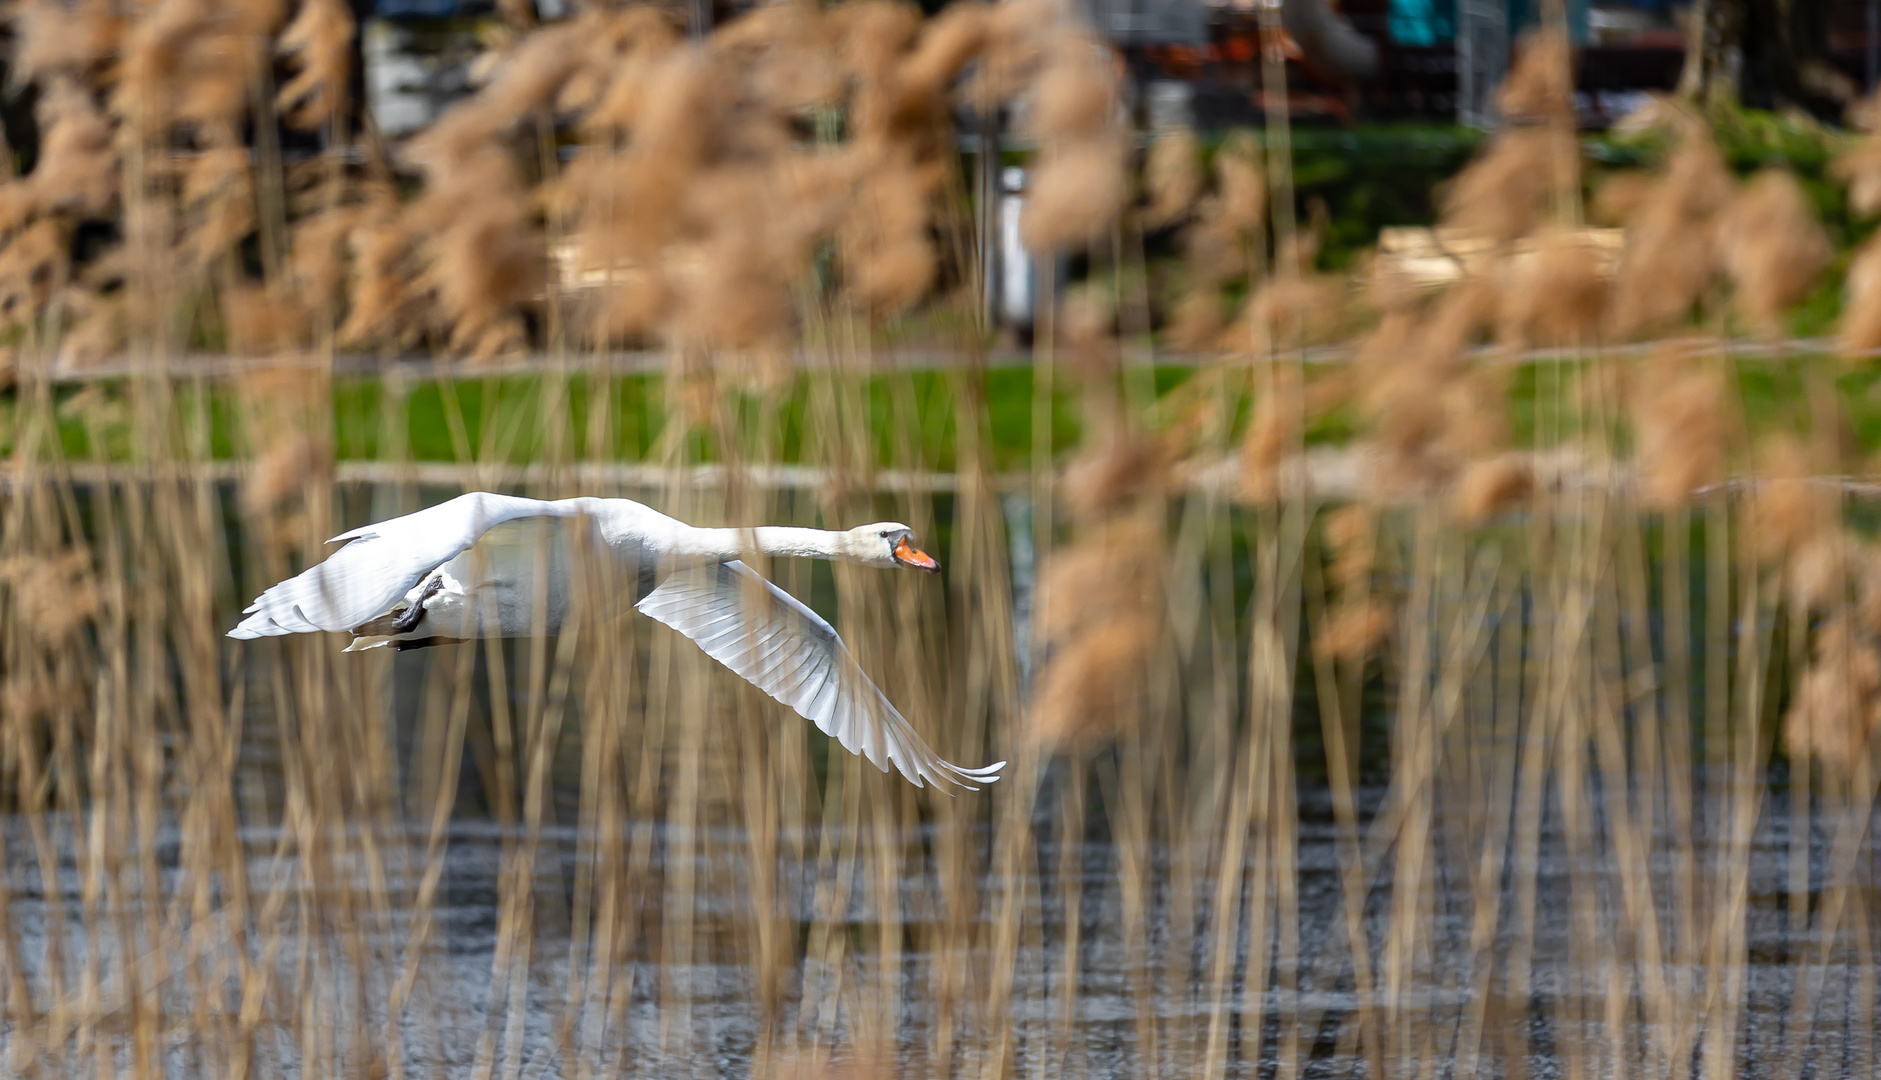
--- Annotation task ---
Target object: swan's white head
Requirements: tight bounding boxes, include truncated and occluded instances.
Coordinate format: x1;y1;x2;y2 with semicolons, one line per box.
849;522;939;572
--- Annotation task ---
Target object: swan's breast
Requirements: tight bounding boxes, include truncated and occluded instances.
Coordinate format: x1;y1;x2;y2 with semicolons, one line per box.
422;515;649;637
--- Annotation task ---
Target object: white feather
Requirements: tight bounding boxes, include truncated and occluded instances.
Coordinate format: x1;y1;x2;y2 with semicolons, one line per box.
635;562;1004;791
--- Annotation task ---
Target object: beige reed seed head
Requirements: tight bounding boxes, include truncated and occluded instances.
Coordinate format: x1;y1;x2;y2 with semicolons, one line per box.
1417;275;1503;364
1606;133;1734;336
1059;284;1116;348
1058;284;1122;379
1360;283;1508;494
1353;309;1418;372
222;286;311;355
404;148;542;361
961;0;1059;107
1499;229;1611;345
1495;30;1573;125
276;0;355;129
339;190;419;349
0;220;72;327
1063;429;1173;521
178;147;258;272
731;19;842;115
1316;599;1394;661
1610;91;1707;141
1022;134;1128;253
1752;435;1839;558
0;549;102;646
1166;286;1225;352
1787;530;1855;614
54;286;125;369
1839;235;1881;358
11;0;124;85
1180;207;1245;286
1323;503;1377;589
1785;617;1881;769
1854;543;1881;635
1226;276;1347;353
896;1;994;104
832;0;924;100
1030;516;1166;748
840;150;941;316
1716;169;1831;337
1143;126;1202;228
1590;171;1657;226
1361;251;1425;318
1631;348;1727;508
114;0;277;139
1239;366;1301;504
1029;619;1159;749
839;1;985;159
1432;364;1511;463
17;77;119;224
1024;34;1119;144
1038;519;1166;748
1440;128;1571;244
1214;131;1266;237
1847;88;1881;133
243;430;331;518
1034;516;1163;651
578;14;687;133
288;206;361;321
1829;138;1881;218
1453;453;1534;525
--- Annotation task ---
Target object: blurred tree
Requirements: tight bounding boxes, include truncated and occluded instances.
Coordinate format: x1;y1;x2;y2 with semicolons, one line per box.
1680;0;1845;117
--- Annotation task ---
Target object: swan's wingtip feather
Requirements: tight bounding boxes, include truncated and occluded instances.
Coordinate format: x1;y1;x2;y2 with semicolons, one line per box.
945;760;1007;781
229;612;287;639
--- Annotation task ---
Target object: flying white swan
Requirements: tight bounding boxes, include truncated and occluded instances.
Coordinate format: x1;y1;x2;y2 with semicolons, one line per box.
228;492;1004;791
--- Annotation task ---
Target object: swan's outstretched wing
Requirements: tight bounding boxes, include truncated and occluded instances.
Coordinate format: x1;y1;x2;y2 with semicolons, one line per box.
636;561;1004;791
229;492;604;638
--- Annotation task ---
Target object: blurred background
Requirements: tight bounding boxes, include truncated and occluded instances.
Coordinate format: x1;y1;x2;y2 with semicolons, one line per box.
1;0;1879;1078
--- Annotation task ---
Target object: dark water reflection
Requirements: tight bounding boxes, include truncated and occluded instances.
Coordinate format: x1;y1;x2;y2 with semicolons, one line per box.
5;762;1875;1078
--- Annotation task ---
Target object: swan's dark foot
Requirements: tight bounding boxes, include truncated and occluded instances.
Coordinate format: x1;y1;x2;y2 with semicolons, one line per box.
393;636;470;652
390;577;444;634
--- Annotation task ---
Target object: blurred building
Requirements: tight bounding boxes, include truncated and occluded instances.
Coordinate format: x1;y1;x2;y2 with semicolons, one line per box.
1118;0;1679;127
351;0;1881;136
1115;1;1880;127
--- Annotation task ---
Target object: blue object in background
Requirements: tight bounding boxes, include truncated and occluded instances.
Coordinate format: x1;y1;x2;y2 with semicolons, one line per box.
1388;0;1593;46
1507;0;1590;44
368;0;493;17
1389;0;1456;45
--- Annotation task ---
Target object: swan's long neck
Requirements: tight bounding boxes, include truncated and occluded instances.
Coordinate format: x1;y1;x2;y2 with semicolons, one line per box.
683;526;857;563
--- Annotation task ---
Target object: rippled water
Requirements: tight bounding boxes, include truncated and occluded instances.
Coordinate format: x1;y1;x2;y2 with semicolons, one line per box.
6;762;1874;1078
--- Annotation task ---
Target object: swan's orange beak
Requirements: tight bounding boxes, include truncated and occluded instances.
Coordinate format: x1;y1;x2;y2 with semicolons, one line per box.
894;535;940;573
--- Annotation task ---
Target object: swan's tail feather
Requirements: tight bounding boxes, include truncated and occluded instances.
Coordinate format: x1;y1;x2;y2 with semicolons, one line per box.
228;605;316;638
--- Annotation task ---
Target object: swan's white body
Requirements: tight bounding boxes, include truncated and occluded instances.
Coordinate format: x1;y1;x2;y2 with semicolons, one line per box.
229;493;1003;790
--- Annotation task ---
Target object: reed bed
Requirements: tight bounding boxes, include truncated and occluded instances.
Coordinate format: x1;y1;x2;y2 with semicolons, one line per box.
0;3;1878;1078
